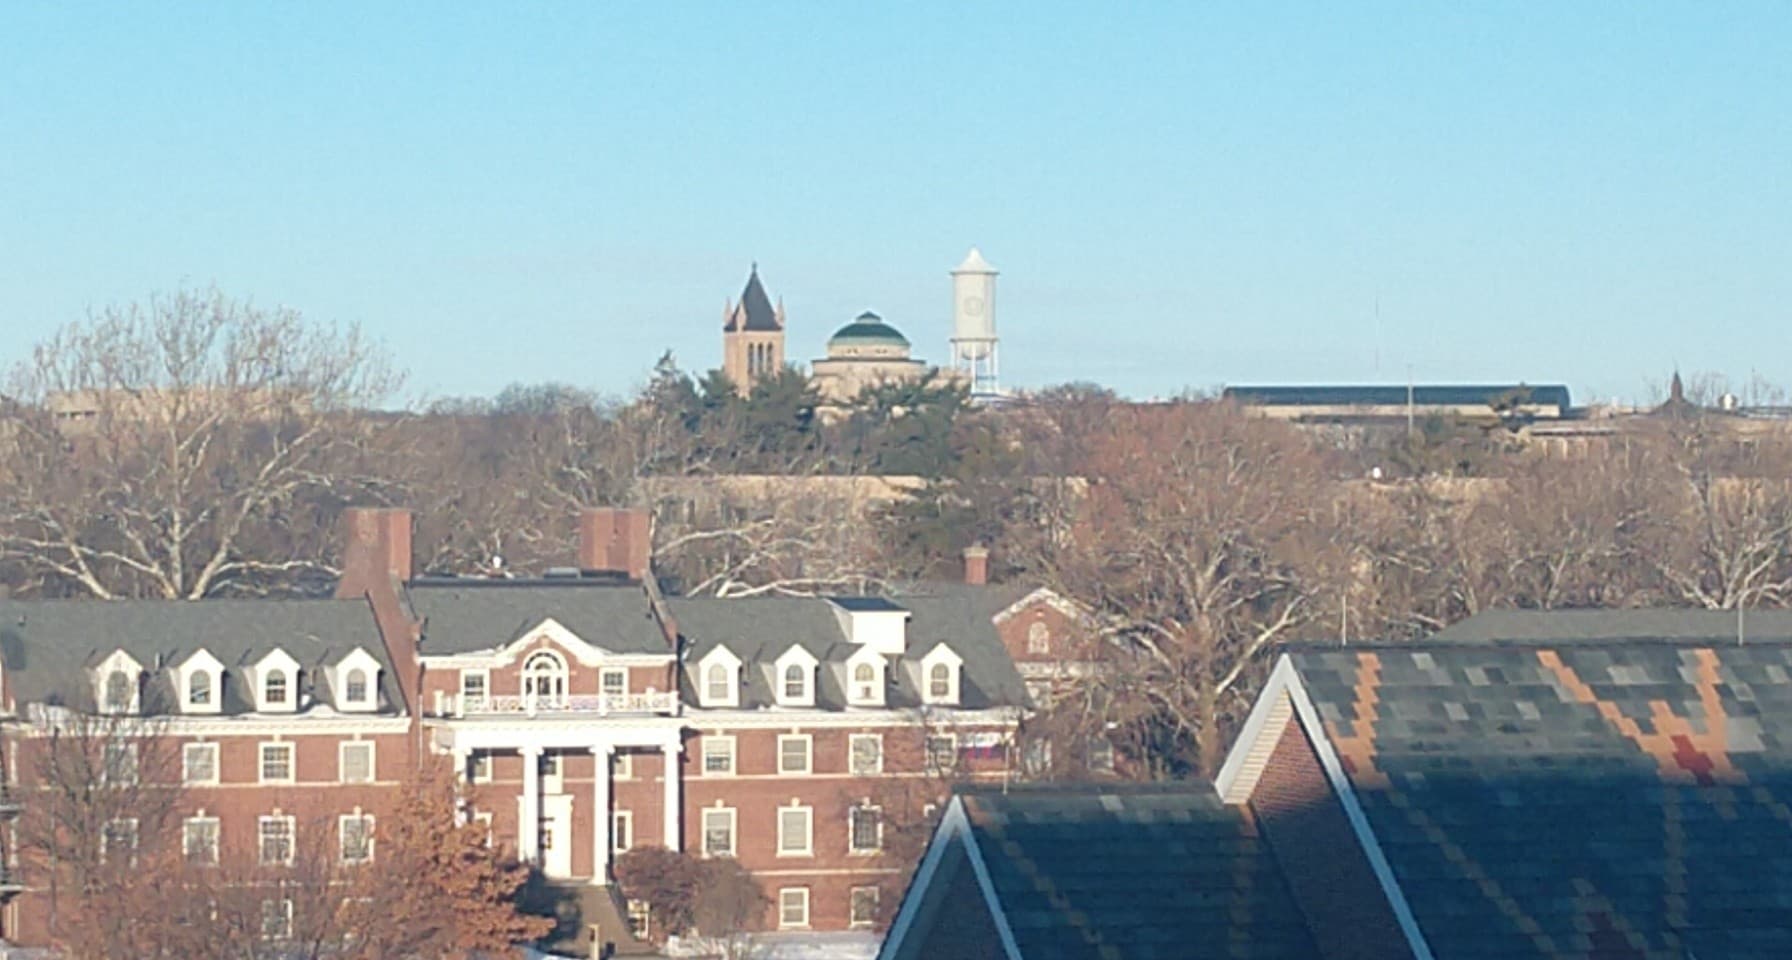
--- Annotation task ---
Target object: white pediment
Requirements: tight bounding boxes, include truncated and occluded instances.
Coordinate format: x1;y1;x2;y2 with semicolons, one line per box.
991;587;1087;626
496;618;619;667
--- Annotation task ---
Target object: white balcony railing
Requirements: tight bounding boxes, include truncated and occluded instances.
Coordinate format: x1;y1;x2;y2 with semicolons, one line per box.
443;691;678;718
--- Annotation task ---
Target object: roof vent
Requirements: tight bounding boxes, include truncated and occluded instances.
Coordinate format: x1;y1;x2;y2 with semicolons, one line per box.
543;566;582;579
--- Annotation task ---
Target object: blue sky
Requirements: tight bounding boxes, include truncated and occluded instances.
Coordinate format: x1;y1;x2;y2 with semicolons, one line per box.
2;2;1787;404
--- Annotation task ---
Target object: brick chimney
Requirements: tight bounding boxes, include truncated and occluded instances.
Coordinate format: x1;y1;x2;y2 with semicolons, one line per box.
335;507;413;597
962;544;990;587
579;507;652;581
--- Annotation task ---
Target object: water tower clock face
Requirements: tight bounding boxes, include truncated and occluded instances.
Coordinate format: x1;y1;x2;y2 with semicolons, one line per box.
962;296;985;317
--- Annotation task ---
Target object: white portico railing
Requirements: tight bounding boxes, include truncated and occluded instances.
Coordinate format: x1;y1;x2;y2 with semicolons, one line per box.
442;691;679;718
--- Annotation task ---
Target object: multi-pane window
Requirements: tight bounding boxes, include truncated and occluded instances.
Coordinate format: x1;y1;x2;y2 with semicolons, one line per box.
102;819;138;865
925;735;957;774
184;817;220;864
849;734;883;776
340;814;374;864
601;668;627;698
701;808;736;858
849;805;882;854
704;664;731;704
104;671;134;713
261;899;294;941
783;664;807;701
1027;621;1051;655
260;743;294;783
777;735;811;775
929;663;952;699
102;742;138;785
460;671;488;710
264;671;289;706
850;886;880;928
778;888;810;929
702;737;735;776
183;742;218;785
188;670;213;706
344;668;369;704
626;899;652;940
777;806;812;857
259;815;295;865
340;742;375;784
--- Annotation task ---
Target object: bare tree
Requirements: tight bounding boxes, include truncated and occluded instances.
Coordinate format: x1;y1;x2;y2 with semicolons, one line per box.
0;288;402;598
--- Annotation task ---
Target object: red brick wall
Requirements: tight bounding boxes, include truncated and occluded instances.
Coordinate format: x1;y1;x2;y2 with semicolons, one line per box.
1250;717;1414;960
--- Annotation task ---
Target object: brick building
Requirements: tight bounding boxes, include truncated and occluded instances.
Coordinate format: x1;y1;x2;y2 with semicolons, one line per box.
0;506;1076;950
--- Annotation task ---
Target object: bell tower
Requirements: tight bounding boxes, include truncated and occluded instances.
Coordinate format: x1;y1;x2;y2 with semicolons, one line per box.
722;264;786;395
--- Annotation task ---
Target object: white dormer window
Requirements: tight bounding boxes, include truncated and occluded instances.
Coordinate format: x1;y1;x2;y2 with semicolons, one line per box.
918;644;965;706
250;648;302;714
844;647;886;707
695;646;742;709
93;650;143;715
328;648;382;713
773;646;820;708
173;649;226;716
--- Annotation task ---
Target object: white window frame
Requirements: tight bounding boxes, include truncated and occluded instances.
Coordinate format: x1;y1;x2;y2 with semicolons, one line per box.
102;741;138;785
459;669;490;712
697;647;741;708
925;734;957;775
521;650;568;705
339;813;375;864
600;667;628;698
850;886;880;928
612;751;632;780
264;671;291;709
702;735;736;777
777;804;813;858
470;751;493;784
772;646;819;708
339;741;376;784
101;817;138;865
93;650;143;716
259;742;295;784
777;734;812;776
918;645;964;706
183;815;220;865
612;810;633;854
849;734;883;776
261;898;294;941
1027;621;1051;655
778;887;810;929
848;804;883;855
258;814;296;866
846;656;884;706
701;806;737;859
183;742;219;786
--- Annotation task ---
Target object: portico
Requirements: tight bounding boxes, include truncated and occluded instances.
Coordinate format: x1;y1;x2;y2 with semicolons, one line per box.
436;718;685;882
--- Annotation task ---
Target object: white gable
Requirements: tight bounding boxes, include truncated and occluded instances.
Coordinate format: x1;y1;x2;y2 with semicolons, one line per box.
496;618;620;666
696;645;743;708
772;644;820;707
172;648;226;715
918;642;965;706
843;645;887;706
828;601;909;656
991;587;1086;626
92;649;144;714
247;647;303;714
328;647;383;713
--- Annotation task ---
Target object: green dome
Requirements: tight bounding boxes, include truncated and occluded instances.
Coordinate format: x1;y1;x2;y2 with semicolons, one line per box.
828;311;910;347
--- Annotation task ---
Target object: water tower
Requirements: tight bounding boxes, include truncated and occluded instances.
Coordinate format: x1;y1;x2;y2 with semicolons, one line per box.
949;247;999;395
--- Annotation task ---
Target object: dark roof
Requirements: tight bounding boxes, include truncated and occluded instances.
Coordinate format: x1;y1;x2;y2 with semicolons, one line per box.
408;582;670;655
1291;642;1792;958
828;311;910;346
672;587;1032;711
954;783;1319;959
726;267;781;333
1223;383;1572;410
0;598;403;715
829;596;906;612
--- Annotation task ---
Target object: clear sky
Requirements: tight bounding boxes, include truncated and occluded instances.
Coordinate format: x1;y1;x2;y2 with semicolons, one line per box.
2;2;1787;405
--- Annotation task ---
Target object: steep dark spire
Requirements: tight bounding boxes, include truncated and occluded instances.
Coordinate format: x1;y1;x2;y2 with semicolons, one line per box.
726;265;782;332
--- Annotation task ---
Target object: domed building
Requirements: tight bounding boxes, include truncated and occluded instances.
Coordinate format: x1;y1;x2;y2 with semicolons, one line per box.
809;310;932;403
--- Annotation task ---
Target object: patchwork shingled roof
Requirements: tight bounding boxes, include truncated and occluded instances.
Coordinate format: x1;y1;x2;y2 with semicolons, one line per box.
1289;636;1792;959
407;581;671;656
893;783;1319;960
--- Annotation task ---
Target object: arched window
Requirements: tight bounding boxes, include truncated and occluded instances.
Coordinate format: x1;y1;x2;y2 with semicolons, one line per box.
264;671;289;706
523;651;567;706
188;670;212;706
105;671;134;713
929;663;952;699
853;663;875;685
1027;622;1051;655
783;664;807;700
705;664;730;703
344;668;369;703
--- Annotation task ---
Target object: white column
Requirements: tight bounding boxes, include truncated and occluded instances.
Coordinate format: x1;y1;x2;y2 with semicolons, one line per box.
590;744;613;882
519;745;543;863
661;742;682;851
452;745;472;825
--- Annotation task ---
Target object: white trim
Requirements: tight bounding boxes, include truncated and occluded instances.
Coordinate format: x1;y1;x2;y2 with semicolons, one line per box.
612;750;633;780
612;809;633;854
919;644;965;706
700;806;737;858
697;647;743;708
182;814;220;864
878;799;1023;960
848;802;883;854
844;646;887;707
459;669;491;712
258;741;295;784
1215;656;1298;802
330;648;382;713
777;887;811;929
685;706;1023;729
339;740;376;784
776;734;813;775
600;667;629;698
849;733;884;776
173;649;225;716
493;617;649;667
250;648;302;714
849;885;881;928
92;649;143;715
990;586;1086;626
182;741;220;786
423;651;674;669
338;812;375;864
258;813;296;866
1250;655;1437;960
777;803;814;857
773;646;820;707
701;735;736;777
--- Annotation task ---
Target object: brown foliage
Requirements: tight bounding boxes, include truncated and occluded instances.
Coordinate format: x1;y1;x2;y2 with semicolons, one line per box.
612;847;768;943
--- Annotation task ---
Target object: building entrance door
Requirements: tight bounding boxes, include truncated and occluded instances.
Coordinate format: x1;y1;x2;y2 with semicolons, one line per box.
539;794;574;878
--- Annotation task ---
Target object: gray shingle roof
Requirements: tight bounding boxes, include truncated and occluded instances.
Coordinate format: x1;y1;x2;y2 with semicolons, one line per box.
1292;640;1792;958
0;598;402;715
408;582;670;655
956;783;1318;960
1432;607;1792;644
